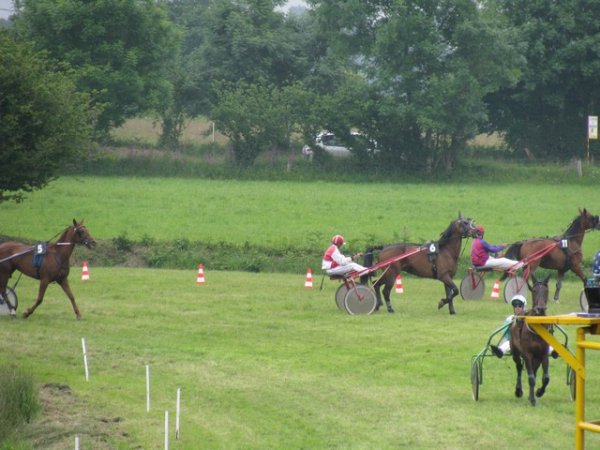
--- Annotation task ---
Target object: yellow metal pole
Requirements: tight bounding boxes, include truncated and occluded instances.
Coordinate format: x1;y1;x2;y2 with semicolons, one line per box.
576;327;587;450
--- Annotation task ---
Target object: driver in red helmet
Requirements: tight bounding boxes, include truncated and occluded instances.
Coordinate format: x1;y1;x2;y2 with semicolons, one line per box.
322;234;367;277
471;225;523;271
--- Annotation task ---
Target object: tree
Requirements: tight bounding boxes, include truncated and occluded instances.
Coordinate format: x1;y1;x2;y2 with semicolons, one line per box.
12;0;180;137
485;0;600;160
308;0;522;172
0;31;95;202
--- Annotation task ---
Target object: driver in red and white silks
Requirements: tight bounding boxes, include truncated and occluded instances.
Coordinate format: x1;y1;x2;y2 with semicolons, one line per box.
471;226;524;271
322;234;367;277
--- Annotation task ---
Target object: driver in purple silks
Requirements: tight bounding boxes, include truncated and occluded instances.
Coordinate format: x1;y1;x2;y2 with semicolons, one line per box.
471;226;524;271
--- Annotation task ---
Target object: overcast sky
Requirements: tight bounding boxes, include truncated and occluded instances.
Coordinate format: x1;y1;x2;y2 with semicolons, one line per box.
0;0;13;19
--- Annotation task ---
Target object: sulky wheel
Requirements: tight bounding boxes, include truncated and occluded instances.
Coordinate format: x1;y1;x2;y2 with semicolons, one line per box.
0;287;18;315
335;284;350;311
579;289;588;312
568;366;576;401
460;274;485;300
471;359;481;401
344;285;377;315
503;277;528;303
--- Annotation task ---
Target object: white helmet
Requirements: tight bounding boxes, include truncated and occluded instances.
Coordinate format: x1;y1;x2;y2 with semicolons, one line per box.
511;294;527;308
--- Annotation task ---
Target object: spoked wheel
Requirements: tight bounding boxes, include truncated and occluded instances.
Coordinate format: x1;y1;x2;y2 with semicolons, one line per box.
460;274;485;300
335;284;350;311
471;359;481;401
0;287;18;315
580;289;588;312
568;366;576;401
503;277;527;303
344;285;376;315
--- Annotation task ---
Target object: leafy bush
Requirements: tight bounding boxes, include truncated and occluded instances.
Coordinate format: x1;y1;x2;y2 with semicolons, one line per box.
0;366;39;443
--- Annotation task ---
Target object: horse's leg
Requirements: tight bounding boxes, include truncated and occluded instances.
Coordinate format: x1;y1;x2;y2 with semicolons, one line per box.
438;278;458;315
373;279;383;311
536;356;550;399
553;271;564;303
382;281;394;313
58;278;82;320
525;357;537;406
23;280;50;319
0;274;16;316
512;352;523;398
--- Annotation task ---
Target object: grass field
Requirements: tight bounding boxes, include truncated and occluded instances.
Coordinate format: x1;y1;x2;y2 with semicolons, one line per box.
2;175;600;448
1;268;598;449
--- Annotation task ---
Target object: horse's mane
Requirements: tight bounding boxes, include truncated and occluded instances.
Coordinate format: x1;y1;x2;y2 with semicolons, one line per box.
563;213;585;239
438;220;456;246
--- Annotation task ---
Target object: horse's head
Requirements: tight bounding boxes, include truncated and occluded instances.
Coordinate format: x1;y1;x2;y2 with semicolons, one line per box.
579;208;600;230
528;273;550;316
72;219;96;249
456;215;478;239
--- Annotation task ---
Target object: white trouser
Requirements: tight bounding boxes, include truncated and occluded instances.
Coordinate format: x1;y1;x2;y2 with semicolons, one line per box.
326;262;367;277
498;340;554;355
483;257;523;271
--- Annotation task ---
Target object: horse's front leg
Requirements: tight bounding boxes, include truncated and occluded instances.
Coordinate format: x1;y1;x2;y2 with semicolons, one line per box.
536;356;550;399
58;278;82;320
525;358;538;406
438;279;457;315
23;280;50;319
512;353;523;398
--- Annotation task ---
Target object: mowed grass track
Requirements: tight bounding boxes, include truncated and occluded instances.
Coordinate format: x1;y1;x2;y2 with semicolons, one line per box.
1;177;600;448
1;268;599;449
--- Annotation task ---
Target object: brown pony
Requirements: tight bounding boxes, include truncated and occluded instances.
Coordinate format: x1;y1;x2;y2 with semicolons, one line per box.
510;273;551;407
0;219;96;319
364;214;478;315
503;208;599;302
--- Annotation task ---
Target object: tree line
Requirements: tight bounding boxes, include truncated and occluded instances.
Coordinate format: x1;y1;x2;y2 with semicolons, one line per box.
1;0;599;200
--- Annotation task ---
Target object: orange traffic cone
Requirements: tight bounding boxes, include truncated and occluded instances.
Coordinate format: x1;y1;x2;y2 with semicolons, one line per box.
196;263;206;285
304;268;313;288
395;274;404;294
490;279;500;299
81;261;90;281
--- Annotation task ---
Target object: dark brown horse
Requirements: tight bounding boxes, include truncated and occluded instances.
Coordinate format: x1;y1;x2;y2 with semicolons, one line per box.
503;208;599;302
510;273;551;407
364;213;478;315
0;219;96;319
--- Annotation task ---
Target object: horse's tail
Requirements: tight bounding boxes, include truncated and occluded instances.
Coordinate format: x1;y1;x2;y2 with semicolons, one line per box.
361;245;383;284
500;243;522;281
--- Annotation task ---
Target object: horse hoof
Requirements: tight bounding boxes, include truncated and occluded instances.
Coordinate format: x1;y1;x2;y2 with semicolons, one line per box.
449;310;456;315
515;388;523;398
437;300;446;309
387;308;395;313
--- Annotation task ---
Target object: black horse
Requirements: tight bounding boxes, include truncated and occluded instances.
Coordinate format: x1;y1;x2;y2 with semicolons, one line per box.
510;273;551;407
364;213;478;315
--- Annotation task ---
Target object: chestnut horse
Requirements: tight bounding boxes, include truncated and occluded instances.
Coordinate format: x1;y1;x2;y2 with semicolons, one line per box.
0;219;96;319
510;274;551;407
364;214;478;315
503;208;599;302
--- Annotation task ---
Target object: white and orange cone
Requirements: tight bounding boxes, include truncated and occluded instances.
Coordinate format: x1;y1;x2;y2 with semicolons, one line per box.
395;274;404;294
304;268;313;288
196;263;206;285
490;279;500;299
81;261;90;281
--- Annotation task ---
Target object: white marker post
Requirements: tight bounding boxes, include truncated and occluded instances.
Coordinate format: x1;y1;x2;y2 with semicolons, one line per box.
81;338;89;381
146;364;150;412
176;388;181;439
164;410;169;450
75;435;80;450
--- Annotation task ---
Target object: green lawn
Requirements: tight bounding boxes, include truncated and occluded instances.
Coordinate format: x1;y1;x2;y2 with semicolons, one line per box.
0;268;597;449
